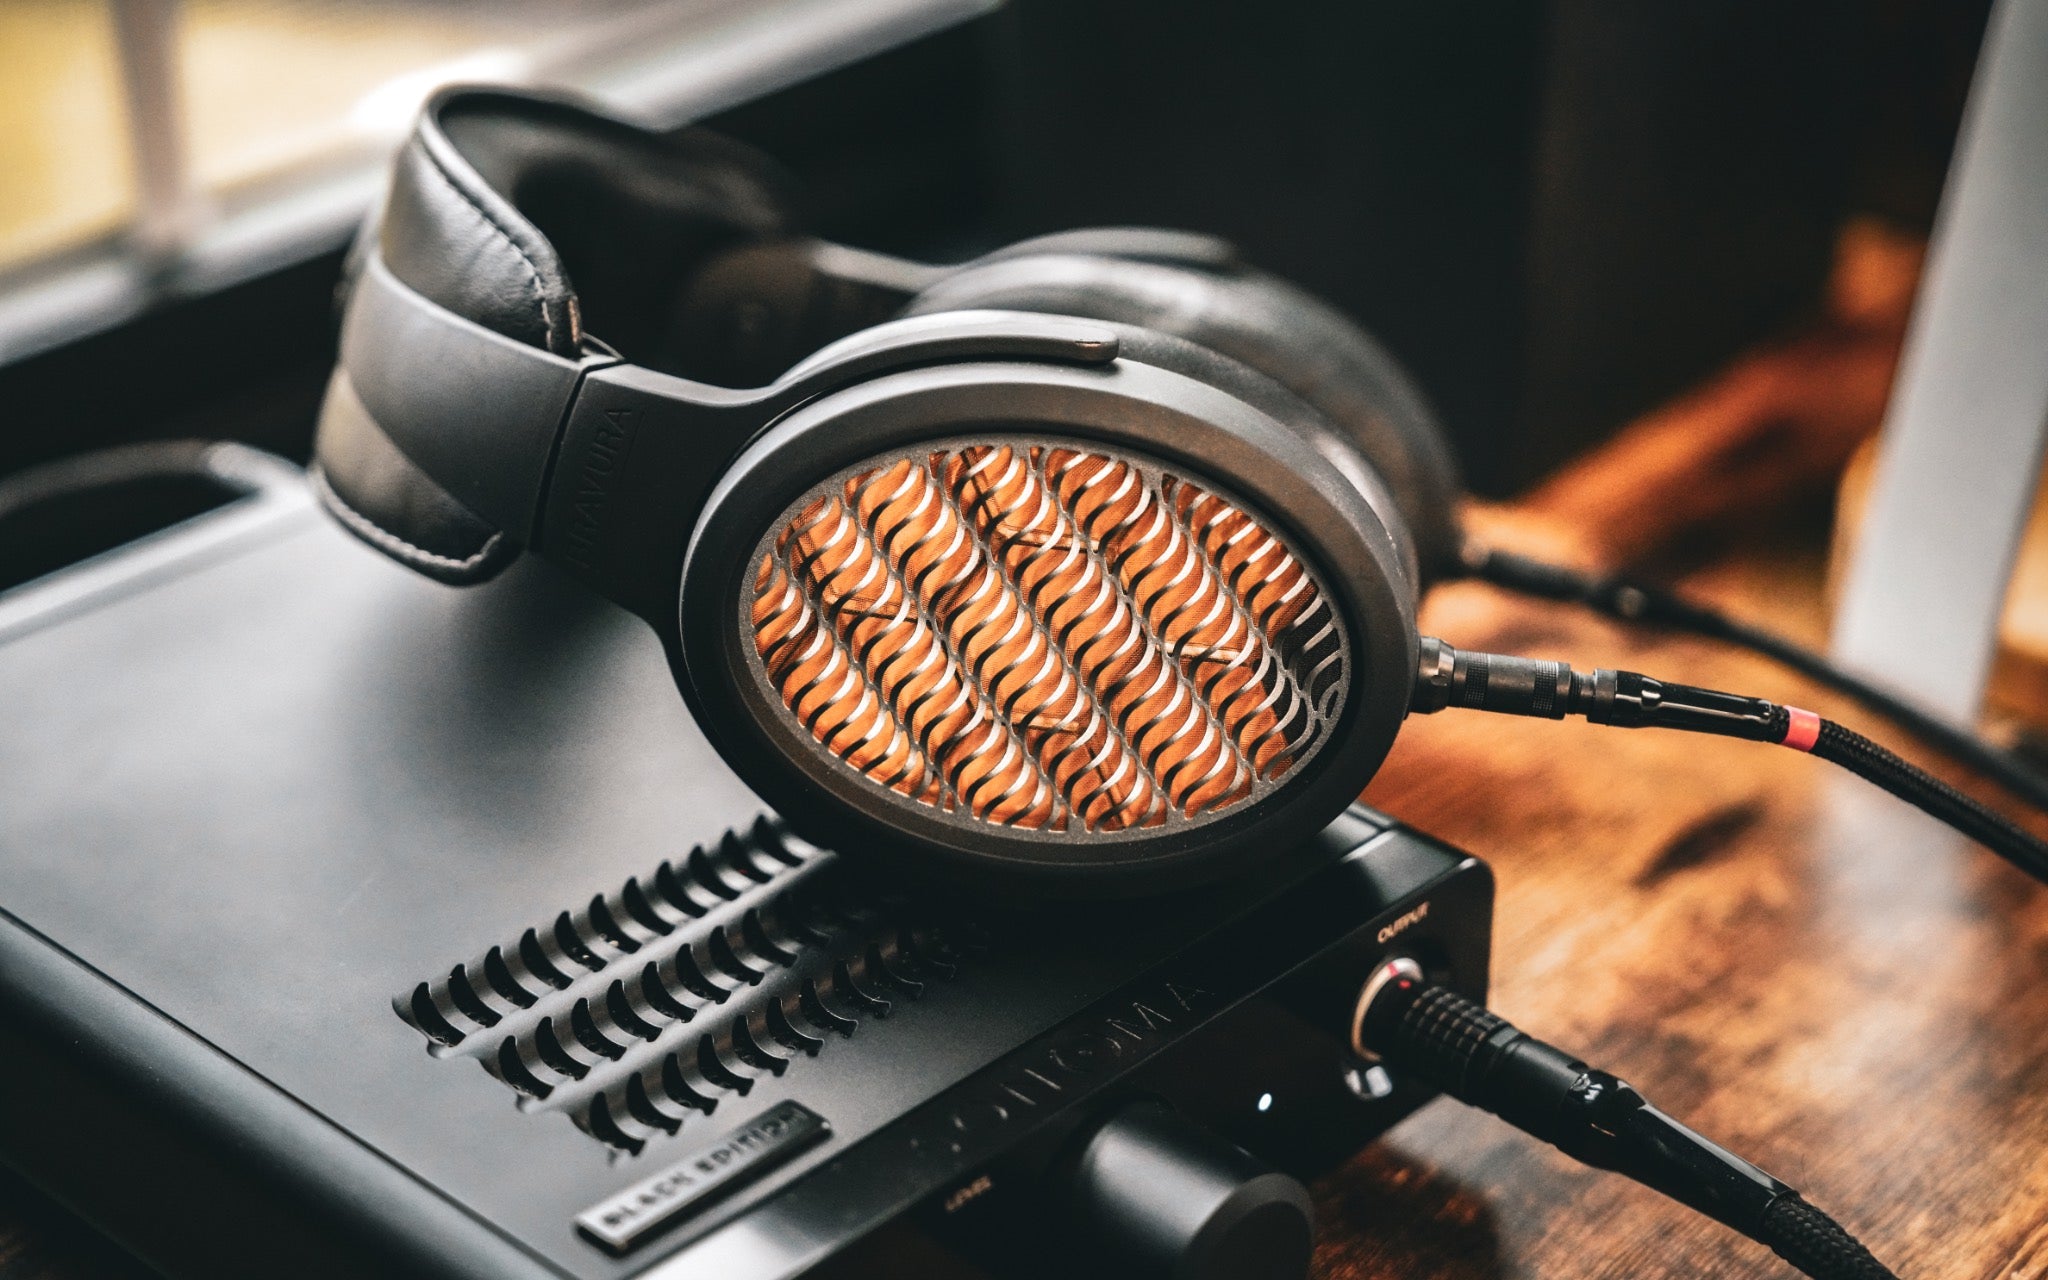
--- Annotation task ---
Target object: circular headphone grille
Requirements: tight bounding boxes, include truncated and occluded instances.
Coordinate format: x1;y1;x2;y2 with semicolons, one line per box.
747;442;1349;837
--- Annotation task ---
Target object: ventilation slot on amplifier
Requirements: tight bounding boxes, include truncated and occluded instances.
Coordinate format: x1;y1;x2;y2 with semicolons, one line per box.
394;816;980;1154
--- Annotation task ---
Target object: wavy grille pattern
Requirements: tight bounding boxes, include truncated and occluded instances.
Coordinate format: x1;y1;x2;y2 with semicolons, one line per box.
394;818;979;1155
751;445;1348;834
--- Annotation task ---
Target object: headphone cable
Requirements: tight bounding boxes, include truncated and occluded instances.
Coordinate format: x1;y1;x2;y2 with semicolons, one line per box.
1412;637;2048;886
1353;959;1899;1280
1462;544;2048;816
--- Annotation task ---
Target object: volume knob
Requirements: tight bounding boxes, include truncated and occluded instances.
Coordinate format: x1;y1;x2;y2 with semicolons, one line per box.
1065;1101;1314;1280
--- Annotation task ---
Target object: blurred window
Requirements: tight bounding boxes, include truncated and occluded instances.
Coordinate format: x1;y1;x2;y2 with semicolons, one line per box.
4;0;683;272
0;0;990;357
0;2;135;268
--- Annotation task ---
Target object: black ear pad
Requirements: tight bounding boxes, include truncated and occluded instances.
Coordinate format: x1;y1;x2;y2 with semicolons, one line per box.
901;251;1465;583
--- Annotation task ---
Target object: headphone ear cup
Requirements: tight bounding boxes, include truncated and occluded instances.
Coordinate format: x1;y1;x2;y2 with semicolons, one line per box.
902;252;1466;582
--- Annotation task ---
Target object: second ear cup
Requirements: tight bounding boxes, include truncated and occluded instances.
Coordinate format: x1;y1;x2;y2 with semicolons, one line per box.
900;248;1466;582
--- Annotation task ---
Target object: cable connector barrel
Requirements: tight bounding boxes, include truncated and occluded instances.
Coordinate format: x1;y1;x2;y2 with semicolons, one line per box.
1411;636;1576;718
1412;638;2048;904
1465;539;2048;818
1411;638;1787;742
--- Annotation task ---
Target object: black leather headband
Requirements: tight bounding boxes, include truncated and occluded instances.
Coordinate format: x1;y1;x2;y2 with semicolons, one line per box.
334;257;595;547
313;86;799;583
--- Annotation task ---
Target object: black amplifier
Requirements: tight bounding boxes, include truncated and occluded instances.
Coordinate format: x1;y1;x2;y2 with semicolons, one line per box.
0;454;1493;1279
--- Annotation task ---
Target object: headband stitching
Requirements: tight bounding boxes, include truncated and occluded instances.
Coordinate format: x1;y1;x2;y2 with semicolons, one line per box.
310;464;504;573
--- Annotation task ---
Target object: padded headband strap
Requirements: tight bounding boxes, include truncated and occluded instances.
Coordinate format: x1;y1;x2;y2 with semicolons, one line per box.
313;86;800;583
337;256;593;540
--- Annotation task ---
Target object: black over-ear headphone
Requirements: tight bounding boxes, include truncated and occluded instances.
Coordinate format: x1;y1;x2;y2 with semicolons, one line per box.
315;86;1466;898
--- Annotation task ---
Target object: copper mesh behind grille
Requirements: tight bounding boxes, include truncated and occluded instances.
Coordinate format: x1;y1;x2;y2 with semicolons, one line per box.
749;444;1348;835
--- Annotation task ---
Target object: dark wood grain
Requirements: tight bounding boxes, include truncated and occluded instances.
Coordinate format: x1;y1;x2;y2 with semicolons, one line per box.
1324;535;2048;1280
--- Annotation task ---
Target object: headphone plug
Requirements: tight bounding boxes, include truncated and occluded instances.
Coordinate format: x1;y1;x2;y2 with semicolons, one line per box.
1354;961;1898;1280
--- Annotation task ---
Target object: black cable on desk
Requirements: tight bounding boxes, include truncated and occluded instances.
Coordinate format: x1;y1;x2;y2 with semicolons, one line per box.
1354;961;1899;1280
1463;543;2048;816
1411;637;2048;887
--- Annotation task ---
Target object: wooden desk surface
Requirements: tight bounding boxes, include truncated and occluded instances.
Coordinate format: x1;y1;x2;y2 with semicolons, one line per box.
1322;538;2048;1279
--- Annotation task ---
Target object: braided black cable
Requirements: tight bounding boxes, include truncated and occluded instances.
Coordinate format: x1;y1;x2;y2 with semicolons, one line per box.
1758;1195;1899;1280
1810;719;2048;884
1693;613;2048;811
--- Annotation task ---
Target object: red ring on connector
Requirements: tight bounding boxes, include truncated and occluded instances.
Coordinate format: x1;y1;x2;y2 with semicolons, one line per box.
1781;706;1822;753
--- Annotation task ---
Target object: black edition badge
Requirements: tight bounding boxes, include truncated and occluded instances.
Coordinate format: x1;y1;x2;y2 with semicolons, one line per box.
574;1101;830;1255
